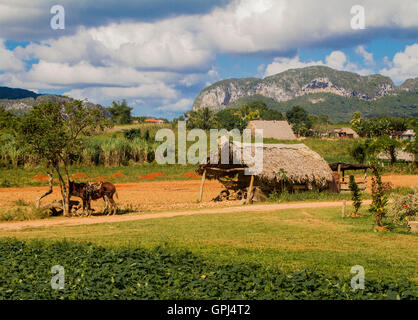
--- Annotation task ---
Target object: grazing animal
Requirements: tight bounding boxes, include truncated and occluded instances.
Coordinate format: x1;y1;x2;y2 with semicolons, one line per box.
69;180;118;215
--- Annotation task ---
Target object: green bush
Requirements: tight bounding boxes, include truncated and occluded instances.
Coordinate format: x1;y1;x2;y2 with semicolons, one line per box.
349;175;362;214
388;188;418;224
0;239;415;300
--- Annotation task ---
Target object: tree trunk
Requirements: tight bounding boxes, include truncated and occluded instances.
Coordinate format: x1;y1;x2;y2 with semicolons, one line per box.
54;165;70;217
63;160;71;217
36;171;53;208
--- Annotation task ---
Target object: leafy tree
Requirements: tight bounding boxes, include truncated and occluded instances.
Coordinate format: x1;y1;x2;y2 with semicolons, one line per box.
186;107;216;130
215;109;248;132
369;135;402;165
286;106;312;136
0;106;19;135
235;100;283;121
310;114;332;135
351;112;407;138
349;175;362;215
108;99;133;124
16;100;108;216
350;139;372;164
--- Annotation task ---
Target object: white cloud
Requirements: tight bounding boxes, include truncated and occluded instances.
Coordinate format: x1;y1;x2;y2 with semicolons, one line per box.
355;45;374;65
325;51;348;70
0;40;25;72
380;44;418;84
264;56;323;76
264;51;373;77
157;98;194;112
1;0;418;116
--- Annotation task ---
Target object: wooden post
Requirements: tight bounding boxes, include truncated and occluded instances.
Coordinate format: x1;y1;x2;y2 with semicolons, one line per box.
337;164;341;192
342;200;346;218
199;169;206;203
245;175;255;204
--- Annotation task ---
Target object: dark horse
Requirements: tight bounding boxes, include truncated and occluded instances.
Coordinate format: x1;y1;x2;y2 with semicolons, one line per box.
69;181;118;216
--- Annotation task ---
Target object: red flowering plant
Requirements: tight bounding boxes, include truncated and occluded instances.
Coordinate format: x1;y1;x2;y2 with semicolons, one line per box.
388;187;417;226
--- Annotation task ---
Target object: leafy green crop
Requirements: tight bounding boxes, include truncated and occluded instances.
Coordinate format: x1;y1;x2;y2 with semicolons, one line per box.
0;239;416;300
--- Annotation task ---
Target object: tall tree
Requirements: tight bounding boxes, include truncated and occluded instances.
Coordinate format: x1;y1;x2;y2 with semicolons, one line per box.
186;107;216;130
16;100;107;216
108;99;133;124
286;106;312;136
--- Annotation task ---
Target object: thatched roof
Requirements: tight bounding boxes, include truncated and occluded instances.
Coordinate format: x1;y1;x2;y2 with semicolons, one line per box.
247;120;297;140
337;128;360;138
377;150;416;162
197;141;333;189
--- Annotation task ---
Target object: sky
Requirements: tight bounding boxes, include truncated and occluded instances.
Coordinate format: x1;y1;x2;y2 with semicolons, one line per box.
0;0;417;119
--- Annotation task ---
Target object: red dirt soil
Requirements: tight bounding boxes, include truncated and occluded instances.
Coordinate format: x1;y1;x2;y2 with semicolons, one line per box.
32;174;49;181
111;173;126;178
140;172;164;180
0;174;416;218
72;173;88;178
184;172;199;178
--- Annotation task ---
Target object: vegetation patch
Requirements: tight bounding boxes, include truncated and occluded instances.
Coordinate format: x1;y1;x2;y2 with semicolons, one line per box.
0;239;415;300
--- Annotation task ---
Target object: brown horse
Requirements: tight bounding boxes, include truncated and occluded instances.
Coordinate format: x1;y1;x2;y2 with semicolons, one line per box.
69;181;118;216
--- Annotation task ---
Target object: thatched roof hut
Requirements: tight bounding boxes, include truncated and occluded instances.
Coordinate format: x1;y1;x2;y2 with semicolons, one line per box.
197;141;333;194
377;149;416;162
247;120;297;140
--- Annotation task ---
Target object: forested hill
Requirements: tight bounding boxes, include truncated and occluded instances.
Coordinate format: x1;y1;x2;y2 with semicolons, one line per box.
0;87;40;100
193;66;418;121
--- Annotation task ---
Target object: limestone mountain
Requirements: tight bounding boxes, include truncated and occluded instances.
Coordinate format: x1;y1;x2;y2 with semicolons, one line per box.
193;66;417;121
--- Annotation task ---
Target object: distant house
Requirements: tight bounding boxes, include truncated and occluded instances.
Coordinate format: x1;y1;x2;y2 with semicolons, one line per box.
334;128;359;139
398;129;415;142
377;149;416;163
144;118;165;124
247;120;297;140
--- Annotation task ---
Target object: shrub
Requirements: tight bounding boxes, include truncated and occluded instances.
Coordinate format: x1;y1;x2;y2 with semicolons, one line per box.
388;188;417;225
349;175;362;214
0;206;49;221
123;128;141;141
369;164;389;227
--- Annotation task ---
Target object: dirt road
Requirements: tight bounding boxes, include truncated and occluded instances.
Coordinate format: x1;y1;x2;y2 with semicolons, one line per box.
0;200;373;231
0;174;415;231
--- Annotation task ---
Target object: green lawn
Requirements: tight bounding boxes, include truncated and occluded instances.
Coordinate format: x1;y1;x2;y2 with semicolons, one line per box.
2;205;417;283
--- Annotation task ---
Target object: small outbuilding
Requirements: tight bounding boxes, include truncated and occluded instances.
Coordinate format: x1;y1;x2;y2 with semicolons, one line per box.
333;128;359;139
196;141;334;203
328;162;371;192
247;120;297;140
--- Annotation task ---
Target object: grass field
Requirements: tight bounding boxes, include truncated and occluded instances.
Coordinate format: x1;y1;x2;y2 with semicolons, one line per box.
1;205;417;283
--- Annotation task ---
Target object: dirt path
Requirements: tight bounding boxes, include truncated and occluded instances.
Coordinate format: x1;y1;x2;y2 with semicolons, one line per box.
0;200;373;231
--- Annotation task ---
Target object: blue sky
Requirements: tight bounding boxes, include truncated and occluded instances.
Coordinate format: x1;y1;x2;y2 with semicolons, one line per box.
0;0;417;119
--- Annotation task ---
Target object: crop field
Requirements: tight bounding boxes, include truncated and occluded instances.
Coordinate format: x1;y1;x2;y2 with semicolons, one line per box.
0;205;417;299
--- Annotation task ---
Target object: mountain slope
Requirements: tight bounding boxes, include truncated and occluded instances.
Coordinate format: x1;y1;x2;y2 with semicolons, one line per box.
0;87;40;100
193;66;417;121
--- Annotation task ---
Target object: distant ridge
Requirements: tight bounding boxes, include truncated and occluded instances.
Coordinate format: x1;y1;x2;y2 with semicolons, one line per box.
0;86;40;100
193;66;418;121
